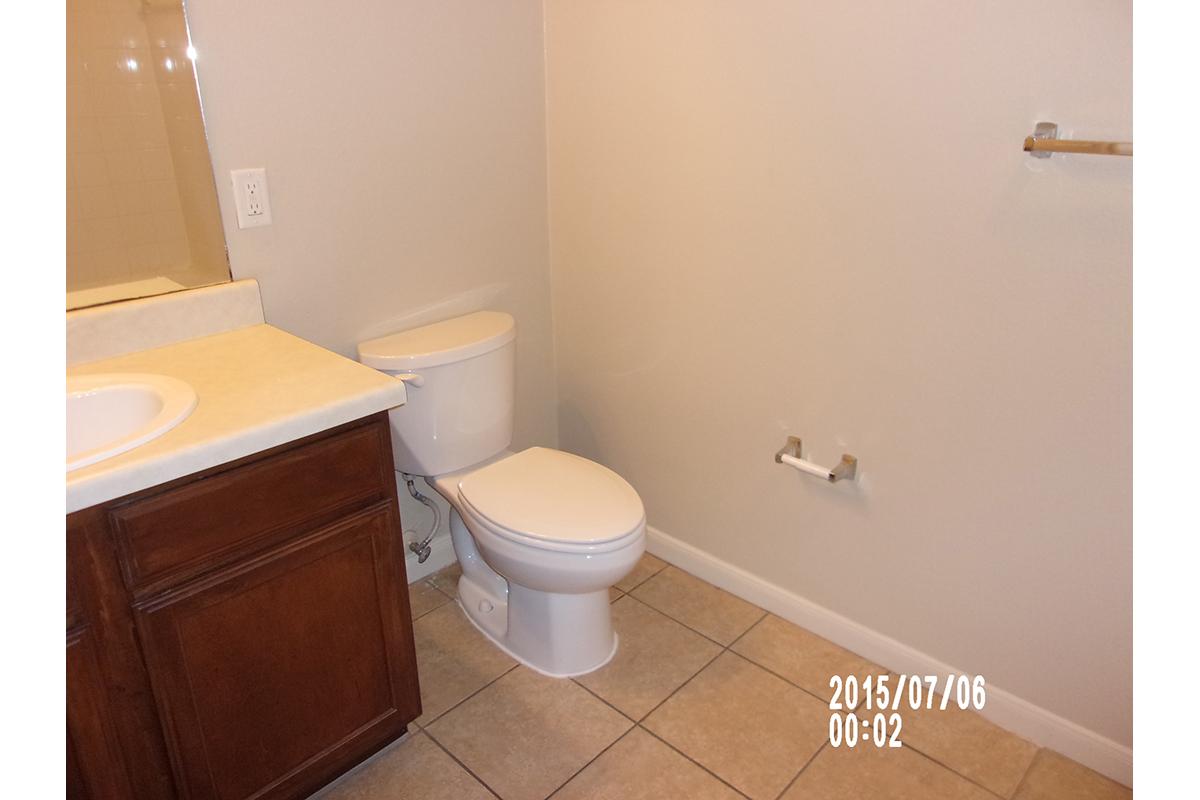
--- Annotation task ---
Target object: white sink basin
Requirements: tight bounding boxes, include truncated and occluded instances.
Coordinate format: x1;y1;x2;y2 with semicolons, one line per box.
67;373;197;472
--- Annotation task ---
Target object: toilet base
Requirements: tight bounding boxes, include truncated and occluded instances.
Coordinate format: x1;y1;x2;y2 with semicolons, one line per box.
456;590;619;679
445;506;621;677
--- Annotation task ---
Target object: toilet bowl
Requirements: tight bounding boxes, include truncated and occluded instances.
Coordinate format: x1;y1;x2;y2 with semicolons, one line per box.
431;447;645;676
357;312;646;677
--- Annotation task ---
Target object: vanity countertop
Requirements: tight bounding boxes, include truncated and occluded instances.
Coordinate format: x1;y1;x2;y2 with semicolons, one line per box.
67;323;407;513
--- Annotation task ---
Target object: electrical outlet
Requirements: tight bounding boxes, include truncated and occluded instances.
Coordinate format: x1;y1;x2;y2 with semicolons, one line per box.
230;168;272;229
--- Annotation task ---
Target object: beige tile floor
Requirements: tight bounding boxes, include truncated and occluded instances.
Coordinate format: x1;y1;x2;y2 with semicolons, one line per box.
312;556;1132;800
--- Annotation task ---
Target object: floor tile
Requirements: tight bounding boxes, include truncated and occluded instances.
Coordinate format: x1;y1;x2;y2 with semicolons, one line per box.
427;562;462;597
391;555;1106;800
412;602;515;726
576;595;722;720
407;579;451;620
308;731;493;800
630;566;764;645
781;742;997;800
1012;749;1131;800
615;552;668;592
643;652;828;800
888;674;1037;798
731;615;881;706
426;667;632;800
551;727;741;800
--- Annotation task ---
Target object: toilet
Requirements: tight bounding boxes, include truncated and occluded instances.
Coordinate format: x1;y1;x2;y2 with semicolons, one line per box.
358;311;646;677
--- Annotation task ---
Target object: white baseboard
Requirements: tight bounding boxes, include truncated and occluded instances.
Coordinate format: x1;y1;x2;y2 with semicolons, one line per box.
404;533;457;583
645;525;1132;787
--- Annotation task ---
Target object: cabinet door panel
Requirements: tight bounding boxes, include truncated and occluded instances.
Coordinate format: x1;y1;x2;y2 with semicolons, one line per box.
67;623;135;800
69;507;178;799
136;503;419;800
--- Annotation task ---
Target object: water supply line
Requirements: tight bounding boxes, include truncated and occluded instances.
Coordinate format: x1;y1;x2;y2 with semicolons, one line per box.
402;472;440;563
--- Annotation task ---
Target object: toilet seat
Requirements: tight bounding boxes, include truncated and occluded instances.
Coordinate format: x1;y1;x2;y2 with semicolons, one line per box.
457;447;645;554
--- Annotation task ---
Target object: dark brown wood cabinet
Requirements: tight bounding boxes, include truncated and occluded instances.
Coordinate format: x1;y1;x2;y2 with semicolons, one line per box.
66;413;421;800
66;615;135;799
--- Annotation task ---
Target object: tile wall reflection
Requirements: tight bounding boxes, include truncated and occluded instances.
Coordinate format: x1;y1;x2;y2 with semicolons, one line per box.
66;0;228;306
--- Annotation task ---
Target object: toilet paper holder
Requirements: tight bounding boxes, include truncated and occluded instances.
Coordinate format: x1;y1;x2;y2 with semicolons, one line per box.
774;437;858;483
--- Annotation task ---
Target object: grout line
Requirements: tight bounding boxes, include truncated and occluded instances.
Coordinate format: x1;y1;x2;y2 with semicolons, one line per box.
634;645;726;722
568;582;753;798
420;729;505;800
563;633;753;797
642;557;1074;796
901;746;1009;799
615;556;669;594
714;612;1020;798
719;640;1017;797
568;678;638;724
406;569;458;622
1007;748;1042;799
628;563;879;705
622;580;872;714
727;610;769;649
595;579;843;800
413;561;1036;800
636;724;754;800
772;740;828;800
620;563;769;650
725;649;839;710
422;561;1014;798
622;587;838;712
543;724;638;799
430;570;816;740
623;590;765;724
619;590;740;649
419;661;521;729
408;592;454;623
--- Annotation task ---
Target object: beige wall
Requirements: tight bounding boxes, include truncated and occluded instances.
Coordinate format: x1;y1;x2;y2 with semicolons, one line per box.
183;0;557;453
545;0;1131;748
180;0;1130;754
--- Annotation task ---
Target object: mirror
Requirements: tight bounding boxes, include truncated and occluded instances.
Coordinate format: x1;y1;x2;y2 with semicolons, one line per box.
66;0;230;310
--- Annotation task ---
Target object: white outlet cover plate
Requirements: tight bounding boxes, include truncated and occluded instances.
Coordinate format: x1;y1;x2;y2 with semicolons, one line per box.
230;167;272;229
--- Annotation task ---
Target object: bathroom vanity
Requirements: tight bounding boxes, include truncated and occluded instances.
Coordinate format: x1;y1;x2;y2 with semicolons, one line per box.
67;414;418;799
66;283;420;800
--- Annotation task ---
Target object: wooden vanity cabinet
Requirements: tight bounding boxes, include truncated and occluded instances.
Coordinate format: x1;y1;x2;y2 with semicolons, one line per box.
66;413;421;800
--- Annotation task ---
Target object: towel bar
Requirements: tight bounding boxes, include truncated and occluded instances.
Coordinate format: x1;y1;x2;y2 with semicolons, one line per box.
1023;121;1132;158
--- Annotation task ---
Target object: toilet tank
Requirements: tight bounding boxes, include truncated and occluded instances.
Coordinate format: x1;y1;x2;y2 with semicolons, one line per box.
357;311;516;476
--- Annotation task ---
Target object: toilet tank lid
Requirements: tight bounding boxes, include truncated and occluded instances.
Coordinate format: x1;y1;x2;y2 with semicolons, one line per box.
357;311;515;370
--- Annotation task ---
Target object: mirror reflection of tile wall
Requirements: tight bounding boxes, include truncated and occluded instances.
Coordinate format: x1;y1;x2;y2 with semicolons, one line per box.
66;0;230;310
